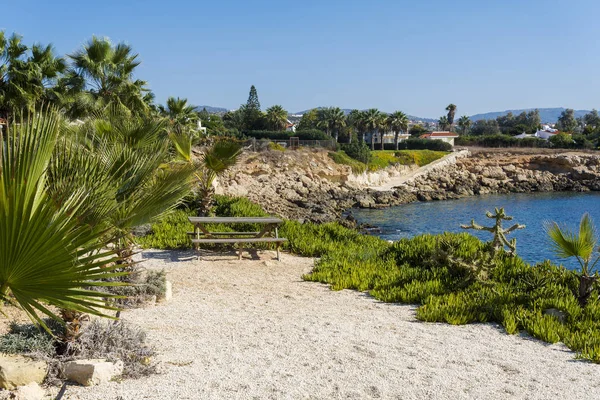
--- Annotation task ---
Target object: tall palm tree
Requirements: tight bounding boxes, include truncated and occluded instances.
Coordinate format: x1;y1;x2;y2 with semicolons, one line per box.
68;36;151;116
158;97;198;132
0;107;124;328
363;108;383;150
328;107;347;143
438;115;450;131
446;104;457;127
545;214;600;307
457;115;472;135
0;31;66;119
265;105;288;131
347;109;365;144
387;111;409;150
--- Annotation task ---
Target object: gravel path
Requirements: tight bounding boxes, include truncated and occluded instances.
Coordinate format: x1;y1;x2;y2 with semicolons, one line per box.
60;250;600;400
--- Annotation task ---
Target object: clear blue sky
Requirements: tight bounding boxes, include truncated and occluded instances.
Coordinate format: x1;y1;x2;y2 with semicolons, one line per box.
4;0;600;117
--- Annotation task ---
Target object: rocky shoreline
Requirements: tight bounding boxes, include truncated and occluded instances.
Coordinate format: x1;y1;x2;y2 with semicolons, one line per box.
219;148;600;224
401;151;600;201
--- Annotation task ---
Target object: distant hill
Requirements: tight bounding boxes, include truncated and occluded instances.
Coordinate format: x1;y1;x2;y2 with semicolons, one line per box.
469;108;593;123
293;107;437;123
195;105;229;114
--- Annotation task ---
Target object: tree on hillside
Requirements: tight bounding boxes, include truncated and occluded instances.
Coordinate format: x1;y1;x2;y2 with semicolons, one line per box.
158;96;198;132
363;108;384;150
446;104;457;127
457;115;472;135
438;115;450;131
556;108;577;133
67;36;151;117
471;119;501;136
297;109;319;131
0;31;66;119
223;107;245;132
243;85;264;130
583;109;600;134
265;105;288;131
387;111;409;150
409;124;428;137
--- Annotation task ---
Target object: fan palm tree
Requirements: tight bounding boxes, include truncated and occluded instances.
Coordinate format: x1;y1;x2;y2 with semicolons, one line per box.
66;107;195;260
265;105;288;131
387;111;409;150
363;108;383;150
170;133;242;215
68;36;151;116
446;104;457;127
158;97;198;133
457;115;472;135
545;213;600;307
0;107;124;328
438;115;450;131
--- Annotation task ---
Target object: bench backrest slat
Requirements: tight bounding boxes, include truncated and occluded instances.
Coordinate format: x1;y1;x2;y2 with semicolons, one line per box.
188;217;283;224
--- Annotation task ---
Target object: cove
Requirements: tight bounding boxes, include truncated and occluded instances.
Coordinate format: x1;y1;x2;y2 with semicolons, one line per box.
351;191;600;270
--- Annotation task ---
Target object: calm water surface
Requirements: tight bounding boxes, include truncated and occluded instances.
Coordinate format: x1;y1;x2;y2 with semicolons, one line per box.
351;192;600;269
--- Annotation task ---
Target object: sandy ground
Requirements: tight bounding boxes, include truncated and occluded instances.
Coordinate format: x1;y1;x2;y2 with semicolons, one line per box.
55;249;600;400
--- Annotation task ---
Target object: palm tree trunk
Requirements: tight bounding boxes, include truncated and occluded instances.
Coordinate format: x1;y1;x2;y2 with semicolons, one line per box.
334;130;339;143
578;275;597;307
395;131;399;151
370;133;375;150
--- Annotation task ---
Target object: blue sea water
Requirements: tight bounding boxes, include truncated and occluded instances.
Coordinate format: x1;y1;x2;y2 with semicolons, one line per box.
351;192;600;270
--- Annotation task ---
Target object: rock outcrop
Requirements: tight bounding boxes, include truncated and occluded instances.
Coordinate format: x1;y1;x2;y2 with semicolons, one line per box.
401;152;600;201
64;359;123;386
218;148;416;223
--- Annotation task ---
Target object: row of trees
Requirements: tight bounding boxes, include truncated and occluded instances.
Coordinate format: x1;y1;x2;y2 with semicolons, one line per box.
451;108;600;139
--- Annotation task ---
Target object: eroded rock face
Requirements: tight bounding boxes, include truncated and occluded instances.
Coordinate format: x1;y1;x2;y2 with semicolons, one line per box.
0;355;46;390
217;148;418;223
64;359;123;386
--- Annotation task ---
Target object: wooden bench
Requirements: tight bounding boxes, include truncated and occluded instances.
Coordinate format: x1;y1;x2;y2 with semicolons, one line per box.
188;217;287;261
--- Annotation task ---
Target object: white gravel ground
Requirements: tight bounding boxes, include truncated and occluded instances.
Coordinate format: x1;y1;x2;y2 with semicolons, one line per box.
58;249;600;400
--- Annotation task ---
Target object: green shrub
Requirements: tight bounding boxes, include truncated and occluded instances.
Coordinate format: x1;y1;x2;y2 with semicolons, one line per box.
268;142;286;151
341;141;372;164
328;151;367;173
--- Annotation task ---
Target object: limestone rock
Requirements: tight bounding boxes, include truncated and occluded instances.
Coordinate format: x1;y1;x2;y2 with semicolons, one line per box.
11;383;45;400
0;355;46;390
64;359;123;386
163;280;173;302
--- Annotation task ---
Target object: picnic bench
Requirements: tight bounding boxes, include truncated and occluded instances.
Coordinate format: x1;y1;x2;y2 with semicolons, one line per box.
188;217;287;261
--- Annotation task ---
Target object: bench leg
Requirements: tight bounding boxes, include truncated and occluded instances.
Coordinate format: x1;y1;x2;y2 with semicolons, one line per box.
238;246;243;260
275;227;281;261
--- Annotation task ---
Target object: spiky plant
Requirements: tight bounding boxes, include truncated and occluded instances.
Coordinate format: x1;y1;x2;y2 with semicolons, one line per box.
461;207;525;255
0;107;125;329
65;107;195;262
545;213;600;307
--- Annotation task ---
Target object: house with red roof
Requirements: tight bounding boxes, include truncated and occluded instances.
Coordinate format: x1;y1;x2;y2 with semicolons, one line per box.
420;131;459;146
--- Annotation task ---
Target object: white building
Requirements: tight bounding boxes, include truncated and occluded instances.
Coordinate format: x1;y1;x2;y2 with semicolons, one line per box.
420;131;459;146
